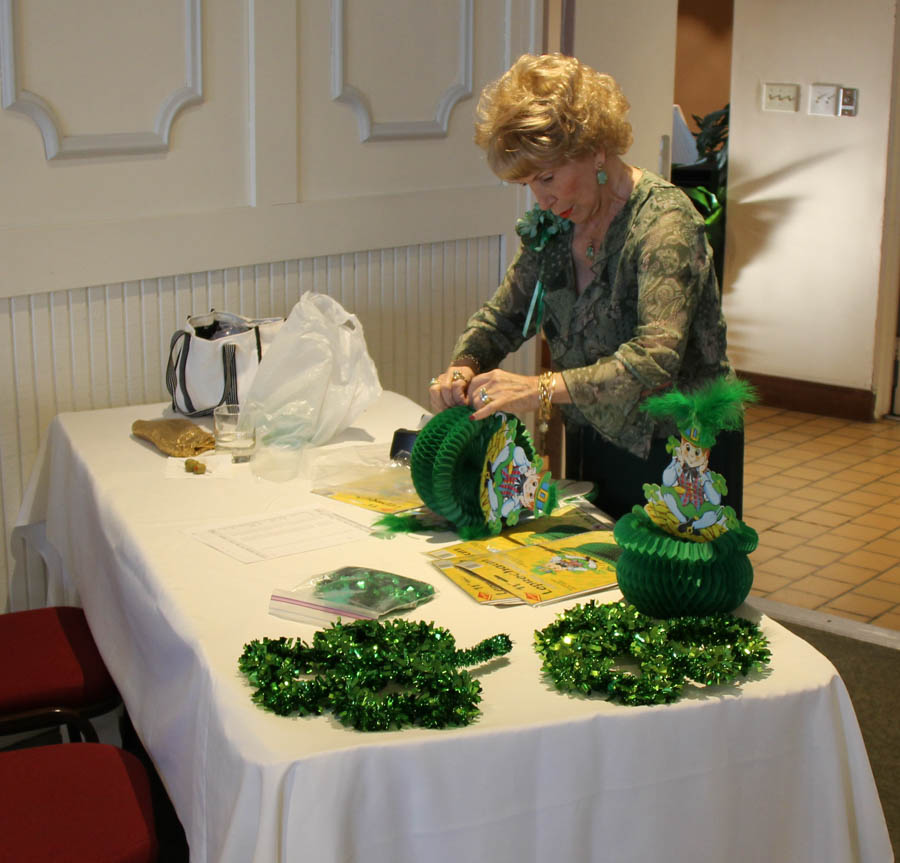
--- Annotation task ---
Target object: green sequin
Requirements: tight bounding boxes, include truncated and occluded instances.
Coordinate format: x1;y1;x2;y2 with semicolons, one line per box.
313;567;434;614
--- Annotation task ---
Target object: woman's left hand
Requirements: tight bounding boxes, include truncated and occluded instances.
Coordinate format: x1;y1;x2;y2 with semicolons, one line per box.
467;369;540;420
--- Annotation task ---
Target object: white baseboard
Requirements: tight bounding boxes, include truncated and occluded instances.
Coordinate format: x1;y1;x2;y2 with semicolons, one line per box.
748;597;900;651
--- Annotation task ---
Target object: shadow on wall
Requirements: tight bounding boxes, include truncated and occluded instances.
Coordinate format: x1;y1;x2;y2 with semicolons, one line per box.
723;148;847;291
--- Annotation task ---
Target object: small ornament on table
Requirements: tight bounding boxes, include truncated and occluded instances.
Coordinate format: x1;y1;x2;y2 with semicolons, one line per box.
132;417;215;457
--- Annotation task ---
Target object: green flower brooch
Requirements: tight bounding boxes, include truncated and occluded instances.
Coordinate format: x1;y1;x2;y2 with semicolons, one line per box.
515;205;572;337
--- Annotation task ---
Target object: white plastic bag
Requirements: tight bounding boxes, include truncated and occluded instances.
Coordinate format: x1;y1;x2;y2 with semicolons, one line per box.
239;293;382;451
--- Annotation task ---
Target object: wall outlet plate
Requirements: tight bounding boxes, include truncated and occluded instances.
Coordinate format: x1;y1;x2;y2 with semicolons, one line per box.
839;87;859;117
763;82;800;112
809;83;840;117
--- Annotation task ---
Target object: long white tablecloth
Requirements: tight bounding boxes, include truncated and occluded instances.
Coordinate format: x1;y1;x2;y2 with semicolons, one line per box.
13;393;893;863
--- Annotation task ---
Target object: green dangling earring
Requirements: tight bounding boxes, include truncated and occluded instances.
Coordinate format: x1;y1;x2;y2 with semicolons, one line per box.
596;165;608;185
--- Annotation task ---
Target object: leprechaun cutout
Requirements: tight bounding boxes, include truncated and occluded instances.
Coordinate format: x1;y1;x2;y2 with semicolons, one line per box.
481;413;554;534
641;378;757;542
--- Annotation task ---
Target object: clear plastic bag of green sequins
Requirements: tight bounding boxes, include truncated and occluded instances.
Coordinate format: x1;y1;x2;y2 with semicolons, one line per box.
269;566;436;625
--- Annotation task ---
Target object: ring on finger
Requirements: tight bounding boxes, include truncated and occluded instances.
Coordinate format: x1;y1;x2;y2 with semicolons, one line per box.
451;370;467;382
479;386;492;405
429;376;440;386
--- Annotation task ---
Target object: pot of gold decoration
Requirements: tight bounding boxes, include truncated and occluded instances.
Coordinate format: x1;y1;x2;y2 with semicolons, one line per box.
409;406;558;539
613;377;759;617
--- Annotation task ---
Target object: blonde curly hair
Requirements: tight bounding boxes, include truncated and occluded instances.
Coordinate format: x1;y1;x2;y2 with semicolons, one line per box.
474;53;633;181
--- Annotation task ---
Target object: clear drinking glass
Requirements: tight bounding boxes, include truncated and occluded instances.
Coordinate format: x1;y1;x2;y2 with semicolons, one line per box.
213;404;256;462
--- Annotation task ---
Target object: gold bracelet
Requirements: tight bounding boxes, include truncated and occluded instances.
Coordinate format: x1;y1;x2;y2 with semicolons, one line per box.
537;371;556;434
452;354;481;374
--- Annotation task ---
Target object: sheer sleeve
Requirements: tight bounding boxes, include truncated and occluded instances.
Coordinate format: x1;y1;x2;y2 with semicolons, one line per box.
449;244;542;370
560;204;719;457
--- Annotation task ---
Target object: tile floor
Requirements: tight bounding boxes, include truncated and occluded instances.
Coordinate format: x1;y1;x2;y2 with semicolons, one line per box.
743;404;900;632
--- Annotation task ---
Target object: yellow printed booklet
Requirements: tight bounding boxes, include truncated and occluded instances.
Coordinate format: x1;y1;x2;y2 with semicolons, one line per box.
426;534;521;563
431;561;523;606
427;535;524;605
459;538;618;606
428;496;621;605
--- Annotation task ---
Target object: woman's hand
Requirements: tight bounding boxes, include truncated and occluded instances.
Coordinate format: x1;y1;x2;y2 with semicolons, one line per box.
428;364;476;412
467;369;541;420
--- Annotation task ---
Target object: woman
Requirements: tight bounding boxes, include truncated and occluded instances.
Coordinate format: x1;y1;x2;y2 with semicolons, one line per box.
428;53;740;520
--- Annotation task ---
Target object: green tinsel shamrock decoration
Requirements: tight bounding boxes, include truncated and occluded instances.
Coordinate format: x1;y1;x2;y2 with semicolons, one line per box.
238;619;513;731
534;600;770;706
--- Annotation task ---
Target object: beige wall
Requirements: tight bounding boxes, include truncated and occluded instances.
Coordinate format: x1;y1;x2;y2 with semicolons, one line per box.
672;0;899;413
725;0;900;414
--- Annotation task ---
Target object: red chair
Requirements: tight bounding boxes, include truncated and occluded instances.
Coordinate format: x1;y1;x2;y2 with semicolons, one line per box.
0;607;121;743
0;743;158;862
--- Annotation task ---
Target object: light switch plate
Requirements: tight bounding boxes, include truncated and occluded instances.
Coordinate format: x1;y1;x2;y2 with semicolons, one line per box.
839;87;859;117
809;83;840;116
763;82;800;112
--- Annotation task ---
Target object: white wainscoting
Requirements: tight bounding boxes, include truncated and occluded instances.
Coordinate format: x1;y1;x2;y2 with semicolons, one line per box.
1;234;533;606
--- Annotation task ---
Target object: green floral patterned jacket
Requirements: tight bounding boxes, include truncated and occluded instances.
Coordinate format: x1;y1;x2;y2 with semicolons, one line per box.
451;172;731;458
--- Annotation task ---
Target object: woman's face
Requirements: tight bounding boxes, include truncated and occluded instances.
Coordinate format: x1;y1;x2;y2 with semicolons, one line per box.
523;152;602;224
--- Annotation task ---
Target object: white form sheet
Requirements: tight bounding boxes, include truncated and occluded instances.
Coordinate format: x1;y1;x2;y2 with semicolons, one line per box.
190;508;371;563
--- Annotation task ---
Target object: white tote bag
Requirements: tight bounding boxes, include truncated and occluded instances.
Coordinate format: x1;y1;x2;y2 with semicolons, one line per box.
165;310;284;416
